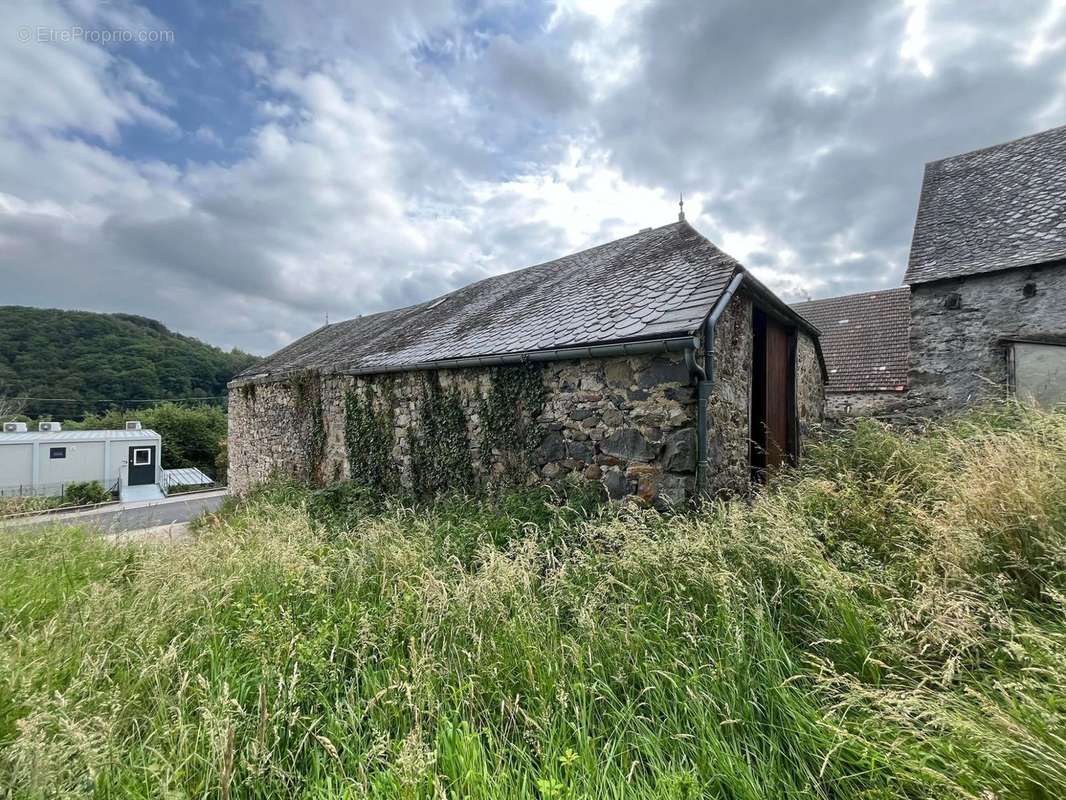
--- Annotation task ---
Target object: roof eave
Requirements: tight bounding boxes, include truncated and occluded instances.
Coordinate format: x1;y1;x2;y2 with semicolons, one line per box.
229;332;702;387
905;254;1066;287
827;386;908;394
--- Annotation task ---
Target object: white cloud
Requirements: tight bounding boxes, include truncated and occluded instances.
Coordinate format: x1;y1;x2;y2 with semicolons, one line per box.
1020;0;1066;65
192;125;222;146
0;1;175;142
900;0;934;77
0;0;1063;356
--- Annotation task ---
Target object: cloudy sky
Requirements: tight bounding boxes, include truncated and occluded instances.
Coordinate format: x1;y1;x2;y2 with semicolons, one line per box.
1;0;1064;354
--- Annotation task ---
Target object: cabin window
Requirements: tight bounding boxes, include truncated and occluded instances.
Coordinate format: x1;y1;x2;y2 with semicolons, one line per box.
1010;342;1066;407
49;447;66;459
133;448;151;466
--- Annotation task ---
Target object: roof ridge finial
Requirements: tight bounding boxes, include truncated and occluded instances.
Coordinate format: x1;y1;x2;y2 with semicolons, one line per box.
678;192;685;222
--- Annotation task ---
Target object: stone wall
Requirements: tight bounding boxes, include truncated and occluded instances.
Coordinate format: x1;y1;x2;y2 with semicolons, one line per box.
825;391;907;419
908;261;1066;414
705;292;752;495
229;349;718;505
228;293;825;502
796;331;825;438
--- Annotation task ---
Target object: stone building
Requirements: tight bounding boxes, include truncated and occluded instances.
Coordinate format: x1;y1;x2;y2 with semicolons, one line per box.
791;287;910;418
904;125;1066;413
790;125;1066;418
229;220;826;504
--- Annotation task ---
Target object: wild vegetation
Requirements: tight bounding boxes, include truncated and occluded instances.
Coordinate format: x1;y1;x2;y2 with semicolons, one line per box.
0;483;111;517
0;306;257;419
1;404;1064;798
0;495;65;516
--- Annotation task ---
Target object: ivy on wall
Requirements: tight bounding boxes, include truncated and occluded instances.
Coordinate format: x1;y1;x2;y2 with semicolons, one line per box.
289;370;325;483
410;372;475;498
289;363;547;499
479;362;547;485
344;381;397;491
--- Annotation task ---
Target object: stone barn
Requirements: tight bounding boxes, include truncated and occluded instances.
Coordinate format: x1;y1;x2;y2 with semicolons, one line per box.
905;125;1066;413
228;219;826;505
791;287;910;418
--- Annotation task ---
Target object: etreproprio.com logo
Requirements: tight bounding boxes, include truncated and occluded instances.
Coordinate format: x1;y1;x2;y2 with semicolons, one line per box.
17;26;175;44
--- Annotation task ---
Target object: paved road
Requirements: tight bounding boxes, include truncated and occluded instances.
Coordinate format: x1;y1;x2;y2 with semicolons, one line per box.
2;489;228;534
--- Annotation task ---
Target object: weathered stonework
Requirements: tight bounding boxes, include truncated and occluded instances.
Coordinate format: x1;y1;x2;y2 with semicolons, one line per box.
908;261;1066;414
796;331;825;438
229;293;826;503
229;350;713;505
704;293;752;496
826;391;908;419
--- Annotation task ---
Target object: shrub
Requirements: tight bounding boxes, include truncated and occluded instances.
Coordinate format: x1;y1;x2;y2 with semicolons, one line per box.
62;480;111;506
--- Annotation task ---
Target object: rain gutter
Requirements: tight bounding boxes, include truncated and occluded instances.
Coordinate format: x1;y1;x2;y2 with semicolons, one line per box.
339;336;701;376
231;336;701;388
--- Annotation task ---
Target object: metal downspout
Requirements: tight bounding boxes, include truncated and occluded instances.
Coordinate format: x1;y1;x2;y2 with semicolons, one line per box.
694;272;746;499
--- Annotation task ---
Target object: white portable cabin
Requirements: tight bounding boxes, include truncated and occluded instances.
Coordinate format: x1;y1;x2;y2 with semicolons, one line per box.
0;422;162;498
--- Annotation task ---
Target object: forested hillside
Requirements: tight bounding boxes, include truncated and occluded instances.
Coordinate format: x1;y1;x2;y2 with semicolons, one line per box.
0;306;259;418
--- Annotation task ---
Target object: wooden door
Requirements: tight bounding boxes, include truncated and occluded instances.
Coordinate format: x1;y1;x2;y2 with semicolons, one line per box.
751;310;794;480
763;319;790;470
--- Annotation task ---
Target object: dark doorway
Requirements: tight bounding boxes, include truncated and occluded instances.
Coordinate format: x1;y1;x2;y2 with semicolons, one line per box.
750;309;794;481
127;445;156;486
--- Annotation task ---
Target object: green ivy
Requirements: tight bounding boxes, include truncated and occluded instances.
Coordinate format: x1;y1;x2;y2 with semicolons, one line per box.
344;381;397;491
289;371;325;483
299;365;546;500
411;373;475;499
479;362;547;485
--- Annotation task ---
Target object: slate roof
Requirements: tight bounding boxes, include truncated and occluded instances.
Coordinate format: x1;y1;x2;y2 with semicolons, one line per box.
237;221;819;382
906;125;1066;285
791;287;910;393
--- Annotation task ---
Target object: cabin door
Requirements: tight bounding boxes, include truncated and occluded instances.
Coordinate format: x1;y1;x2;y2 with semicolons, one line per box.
751;309;794;479
127;446;156;486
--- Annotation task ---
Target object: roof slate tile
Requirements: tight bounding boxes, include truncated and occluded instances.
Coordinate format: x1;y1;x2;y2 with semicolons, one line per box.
239;222;755;380
906;125;1066;285
791;287;910;393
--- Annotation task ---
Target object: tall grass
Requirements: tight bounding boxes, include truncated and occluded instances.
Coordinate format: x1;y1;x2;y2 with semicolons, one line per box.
1;403;1064;798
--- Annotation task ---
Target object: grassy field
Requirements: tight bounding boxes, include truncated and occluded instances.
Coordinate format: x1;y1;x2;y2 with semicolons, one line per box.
1;405;1065;799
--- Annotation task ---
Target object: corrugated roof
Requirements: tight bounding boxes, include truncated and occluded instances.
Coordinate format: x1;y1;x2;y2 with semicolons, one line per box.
0;429;160;444
163;467;214;486
906;125;1066;285
791;287;910;393
236;221;817;382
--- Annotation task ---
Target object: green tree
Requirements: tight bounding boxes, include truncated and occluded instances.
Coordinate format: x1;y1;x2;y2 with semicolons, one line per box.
0;306;258;418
